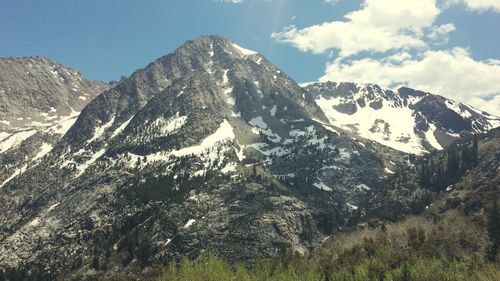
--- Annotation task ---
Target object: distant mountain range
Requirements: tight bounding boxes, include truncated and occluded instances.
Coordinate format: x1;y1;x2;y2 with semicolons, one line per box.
305;81;499;154
0;36;498;278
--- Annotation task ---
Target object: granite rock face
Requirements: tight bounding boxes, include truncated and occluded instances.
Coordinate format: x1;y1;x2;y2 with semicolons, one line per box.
0;56;108;127
0;56;109;190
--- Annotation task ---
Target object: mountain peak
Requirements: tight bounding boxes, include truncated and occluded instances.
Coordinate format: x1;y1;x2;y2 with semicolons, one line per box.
181;35;258;55
152;35;261;72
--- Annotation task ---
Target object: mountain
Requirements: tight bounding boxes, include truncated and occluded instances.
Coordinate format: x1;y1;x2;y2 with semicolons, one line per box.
0;36;403;276
0;36;498;279
304;82;500;154
0;56;110;188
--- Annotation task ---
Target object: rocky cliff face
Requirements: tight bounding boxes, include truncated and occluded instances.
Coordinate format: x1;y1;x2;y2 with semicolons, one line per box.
305;82;499;154
0;56;109;189
0;36;400;275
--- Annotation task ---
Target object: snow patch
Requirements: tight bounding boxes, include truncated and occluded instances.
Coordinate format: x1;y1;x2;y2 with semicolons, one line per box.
313;181;333;192
227;97;236;105
346;203;358;210
33;142;53;161
249;116;281;143
75;148;106;177
153;113;188;136
384;167;395;174
172;119;234;158
183;219;196;229
221;162;238;174
251;143;290;157
357;184;371;191
88;116;115;143
0;164;27;188
249;116;267;129
425;123;443;150
48;203;60;212
270;105;277;117
315;95;426;154
46;108;80;136
28;218;40;227
0;165;28;188
337;148;351;161
231;43;257;56
445;100;471;119
111;117;133;139
0;130;37;153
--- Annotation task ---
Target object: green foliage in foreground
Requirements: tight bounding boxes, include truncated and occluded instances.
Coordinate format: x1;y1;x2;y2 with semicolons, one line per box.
153;252;499;281
153;211;500;281
154;253;323;281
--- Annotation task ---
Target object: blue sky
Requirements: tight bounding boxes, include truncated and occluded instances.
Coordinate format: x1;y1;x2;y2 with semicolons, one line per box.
1;0;499;114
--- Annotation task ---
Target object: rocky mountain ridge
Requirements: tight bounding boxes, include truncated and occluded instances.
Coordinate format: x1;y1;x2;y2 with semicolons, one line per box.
0;36;397;274
305;81;500;154
0;36;498;279
0;56;110;189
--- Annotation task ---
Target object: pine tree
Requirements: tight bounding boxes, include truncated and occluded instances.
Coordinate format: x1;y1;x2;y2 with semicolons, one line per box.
420;158;429;187
460;144;470;173
92;255;99;270
487;192;499;262
472;134;479;165
446;146;460;180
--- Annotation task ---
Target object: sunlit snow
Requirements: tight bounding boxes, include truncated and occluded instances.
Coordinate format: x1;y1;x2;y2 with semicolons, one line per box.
231;43;257;56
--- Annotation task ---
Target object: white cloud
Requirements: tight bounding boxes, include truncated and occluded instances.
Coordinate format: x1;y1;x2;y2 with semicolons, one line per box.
465;0;500;11
272;0;441;57
442;0;500;12
271;23;427;57
427;23;456;44
320;48;500;115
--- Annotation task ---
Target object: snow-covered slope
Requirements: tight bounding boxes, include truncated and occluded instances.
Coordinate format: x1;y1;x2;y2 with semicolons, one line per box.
305;82;500;154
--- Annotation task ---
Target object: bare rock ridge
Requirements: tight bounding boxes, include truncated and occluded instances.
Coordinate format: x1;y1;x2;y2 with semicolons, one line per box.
0;56;109;128
0;56;110;189
0;35;498;277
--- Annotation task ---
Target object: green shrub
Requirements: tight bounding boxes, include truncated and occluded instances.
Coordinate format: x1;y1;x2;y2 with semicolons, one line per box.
152;212;499;281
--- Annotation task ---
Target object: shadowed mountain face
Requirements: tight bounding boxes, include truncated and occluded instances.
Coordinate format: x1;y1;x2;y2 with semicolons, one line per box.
0;36;497;277
305;82;499;154
0;56;109;190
